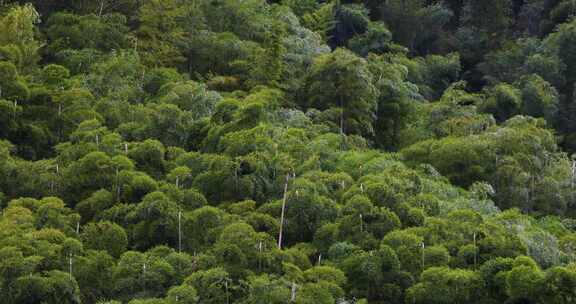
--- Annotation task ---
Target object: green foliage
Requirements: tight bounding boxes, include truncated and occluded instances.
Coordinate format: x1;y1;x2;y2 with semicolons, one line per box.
0;61;29;100
81;221;127;257
481;83;522;122
406;267;483;303
45;12;129;56
0;4;41;72
380;0;453;55
2;1;576;303
304;48;377;137
136;0;188;67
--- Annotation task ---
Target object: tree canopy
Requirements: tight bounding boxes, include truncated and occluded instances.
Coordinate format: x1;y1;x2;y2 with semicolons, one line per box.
1;0;576;303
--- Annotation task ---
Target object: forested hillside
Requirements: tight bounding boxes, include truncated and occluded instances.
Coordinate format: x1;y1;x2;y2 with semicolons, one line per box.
2;0;576;303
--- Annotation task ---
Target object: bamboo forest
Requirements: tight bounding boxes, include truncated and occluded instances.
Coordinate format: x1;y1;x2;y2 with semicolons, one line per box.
3;0;576;303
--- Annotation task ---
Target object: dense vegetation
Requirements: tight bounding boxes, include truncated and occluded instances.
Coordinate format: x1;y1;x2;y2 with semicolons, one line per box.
2;0;576;303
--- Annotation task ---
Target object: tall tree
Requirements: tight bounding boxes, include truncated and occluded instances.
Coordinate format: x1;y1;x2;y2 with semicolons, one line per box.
305;48;377;138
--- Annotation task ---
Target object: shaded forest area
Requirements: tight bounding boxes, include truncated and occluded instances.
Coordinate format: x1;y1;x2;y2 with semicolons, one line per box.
2;0;576;303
